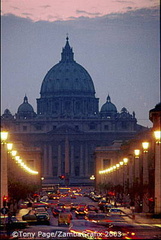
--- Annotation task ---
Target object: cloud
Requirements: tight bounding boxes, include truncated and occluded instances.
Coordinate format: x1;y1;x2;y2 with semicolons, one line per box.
114;0;134;3
22;12;33;16
40;5;51;9
76;10;101;16
11;6;19;10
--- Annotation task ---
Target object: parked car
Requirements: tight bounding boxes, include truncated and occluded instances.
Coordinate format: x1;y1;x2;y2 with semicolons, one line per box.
0;215;28;230
109;208;122;215
22;209;50;224
22;209;37;223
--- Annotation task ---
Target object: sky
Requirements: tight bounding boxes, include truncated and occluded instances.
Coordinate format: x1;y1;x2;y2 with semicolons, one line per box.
1;0;160;127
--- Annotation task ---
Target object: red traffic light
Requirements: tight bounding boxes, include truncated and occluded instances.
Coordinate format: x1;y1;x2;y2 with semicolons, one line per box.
3;196;8;207
3;196;8;201
59;175;65;179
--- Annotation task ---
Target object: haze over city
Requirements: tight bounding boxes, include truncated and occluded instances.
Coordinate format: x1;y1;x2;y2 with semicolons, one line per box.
1;0;160;127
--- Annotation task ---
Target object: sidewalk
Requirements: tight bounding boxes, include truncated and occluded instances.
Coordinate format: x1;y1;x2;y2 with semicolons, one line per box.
120;207;161;226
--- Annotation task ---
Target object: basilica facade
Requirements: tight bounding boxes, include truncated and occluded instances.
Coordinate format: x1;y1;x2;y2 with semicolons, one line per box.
1;37;146;185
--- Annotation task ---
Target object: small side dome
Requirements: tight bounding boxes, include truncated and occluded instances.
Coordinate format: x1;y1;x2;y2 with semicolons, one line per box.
17;96;36;119
2;109;13;120
100;95;117;114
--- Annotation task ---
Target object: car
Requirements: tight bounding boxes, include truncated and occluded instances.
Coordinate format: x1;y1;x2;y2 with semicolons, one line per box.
32;201;48;208
22;209;50;224
0;215;28;230
106;222;137;239
52;208;63;217
58;212;71;226
85;213;112;225
35;209;50;224
85;204;98;213
69;219;107;239
75;207;86;217
109;208;122;215
93;194;102;202
70;195;76;199
71;203;79;211
22;209;37;223
98;199;107;211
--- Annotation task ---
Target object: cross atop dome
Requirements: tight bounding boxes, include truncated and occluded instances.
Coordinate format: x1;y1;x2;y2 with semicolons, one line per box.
61;35;74;63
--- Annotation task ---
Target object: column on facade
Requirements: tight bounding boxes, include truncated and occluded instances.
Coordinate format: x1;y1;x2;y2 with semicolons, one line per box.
134;156;140;183
80;144;84;177
48;145;53;176
57;144;61;176
65;136;69;176
128;157;133;188
85;144;88;176
43;144;48;176
70;145;75;176
143;152;149;185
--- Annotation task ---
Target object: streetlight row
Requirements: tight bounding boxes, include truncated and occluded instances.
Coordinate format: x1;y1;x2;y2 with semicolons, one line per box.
99;157;128;175
98;130;161;176
98;142;149;175
1;131;39;175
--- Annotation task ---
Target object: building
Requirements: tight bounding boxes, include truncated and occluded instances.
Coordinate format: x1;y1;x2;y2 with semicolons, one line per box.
95;102;161;214
1;37;146;186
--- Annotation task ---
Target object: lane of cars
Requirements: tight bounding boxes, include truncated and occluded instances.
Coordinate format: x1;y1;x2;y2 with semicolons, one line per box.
1;188;160;239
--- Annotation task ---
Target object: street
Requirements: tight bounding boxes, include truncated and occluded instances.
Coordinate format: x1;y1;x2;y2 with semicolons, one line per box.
1;187;161;239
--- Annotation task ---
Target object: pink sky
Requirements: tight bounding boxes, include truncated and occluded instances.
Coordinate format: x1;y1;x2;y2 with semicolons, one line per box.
1;0;159;22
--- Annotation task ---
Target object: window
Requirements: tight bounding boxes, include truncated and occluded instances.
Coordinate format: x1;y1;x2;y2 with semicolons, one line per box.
89;122;96;130
36;125;42;130
27;160;34;168
75;166;79;176
122;121;127;129
103;159;111;169
104;125;109;130
23;126;27;131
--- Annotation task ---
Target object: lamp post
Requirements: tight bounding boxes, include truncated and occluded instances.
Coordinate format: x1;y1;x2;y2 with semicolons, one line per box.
142;142;149;213
134;149;140;183
0;131;9;208
123;158;128;193
133;149;140;212
154;130;161;214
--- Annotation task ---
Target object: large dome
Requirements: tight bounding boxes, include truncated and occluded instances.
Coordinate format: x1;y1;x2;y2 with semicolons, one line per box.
40;37;95;97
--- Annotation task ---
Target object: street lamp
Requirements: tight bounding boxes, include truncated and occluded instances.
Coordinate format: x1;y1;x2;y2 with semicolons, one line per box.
123;158;128;165
90;175;95;180
1;131;8;143
154;130;161;144
142;142;149;153
7;143;13;152
134;149;140;158
11;150;17;157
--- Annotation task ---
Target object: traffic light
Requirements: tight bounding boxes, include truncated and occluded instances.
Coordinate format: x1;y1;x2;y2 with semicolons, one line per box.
3;196;8;207
59;175;65;180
